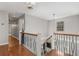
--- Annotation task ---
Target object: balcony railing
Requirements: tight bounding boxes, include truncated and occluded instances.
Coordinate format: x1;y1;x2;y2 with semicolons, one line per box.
21;32;41;56
21;32;53;56
54;32;79;56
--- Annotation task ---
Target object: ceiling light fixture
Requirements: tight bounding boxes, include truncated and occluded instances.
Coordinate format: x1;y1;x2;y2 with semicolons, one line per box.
27;2;36;9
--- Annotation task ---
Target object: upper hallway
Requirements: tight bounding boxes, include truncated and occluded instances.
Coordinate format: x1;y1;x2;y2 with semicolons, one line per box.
0;2;79;56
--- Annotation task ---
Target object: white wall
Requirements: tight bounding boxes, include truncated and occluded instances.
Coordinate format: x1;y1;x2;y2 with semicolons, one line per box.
0;12;8;45
19;16;24;44
25;14;49;37
48;20;55;35
48;15;79;34
19;18;24;32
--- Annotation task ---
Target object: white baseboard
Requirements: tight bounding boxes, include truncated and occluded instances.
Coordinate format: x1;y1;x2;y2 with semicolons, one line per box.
0;43;8;45
9;35;19;40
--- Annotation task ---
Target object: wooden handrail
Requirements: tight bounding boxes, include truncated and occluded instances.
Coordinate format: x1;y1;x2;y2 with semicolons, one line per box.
54;32;79;36
21;32;38;36
43;35;52;43
46;35;52;41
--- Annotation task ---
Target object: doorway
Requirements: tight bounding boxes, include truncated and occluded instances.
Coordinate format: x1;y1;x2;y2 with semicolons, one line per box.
8;13;25;47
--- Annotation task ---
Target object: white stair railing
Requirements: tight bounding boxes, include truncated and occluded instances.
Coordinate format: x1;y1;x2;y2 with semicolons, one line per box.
42;35;52;55
54;32;79;56
21;32;41;56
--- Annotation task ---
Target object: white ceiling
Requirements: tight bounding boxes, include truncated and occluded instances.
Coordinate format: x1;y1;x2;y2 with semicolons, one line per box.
0;2;79;20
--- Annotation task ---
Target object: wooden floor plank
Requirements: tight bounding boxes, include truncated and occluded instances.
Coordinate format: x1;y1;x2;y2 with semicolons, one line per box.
0;44;35;56
0;35;35;56
45;50;71;56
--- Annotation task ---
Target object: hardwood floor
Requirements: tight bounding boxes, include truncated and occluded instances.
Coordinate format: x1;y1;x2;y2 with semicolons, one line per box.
8;35;19;48
45;50;71;56
45;50;64;56
0;35;71;56
0;35;35;56
0;44;35;56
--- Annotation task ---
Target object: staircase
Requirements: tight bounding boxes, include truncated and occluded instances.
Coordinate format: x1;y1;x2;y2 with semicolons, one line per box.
44;32;79;56
42;35;52;55
21;32;79;56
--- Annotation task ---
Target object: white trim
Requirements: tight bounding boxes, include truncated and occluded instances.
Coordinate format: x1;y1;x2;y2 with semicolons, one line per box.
9;34;19;40
0;35;19;46
0;43;8;45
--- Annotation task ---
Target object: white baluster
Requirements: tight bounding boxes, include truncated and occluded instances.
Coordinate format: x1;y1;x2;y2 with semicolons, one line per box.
36;34;41;56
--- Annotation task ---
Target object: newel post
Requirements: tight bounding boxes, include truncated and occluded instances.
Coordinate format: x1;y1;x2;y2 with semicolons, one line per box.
36;33;42;56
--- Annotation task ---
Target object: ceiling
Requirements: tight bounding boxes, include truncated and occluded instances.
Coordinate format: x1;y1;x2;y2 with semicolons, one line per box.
0;2;79;20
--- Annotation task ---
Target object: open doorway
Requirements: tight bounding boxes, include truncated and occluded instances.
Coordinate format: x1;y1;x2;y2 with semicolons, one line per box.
8;13;25;47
